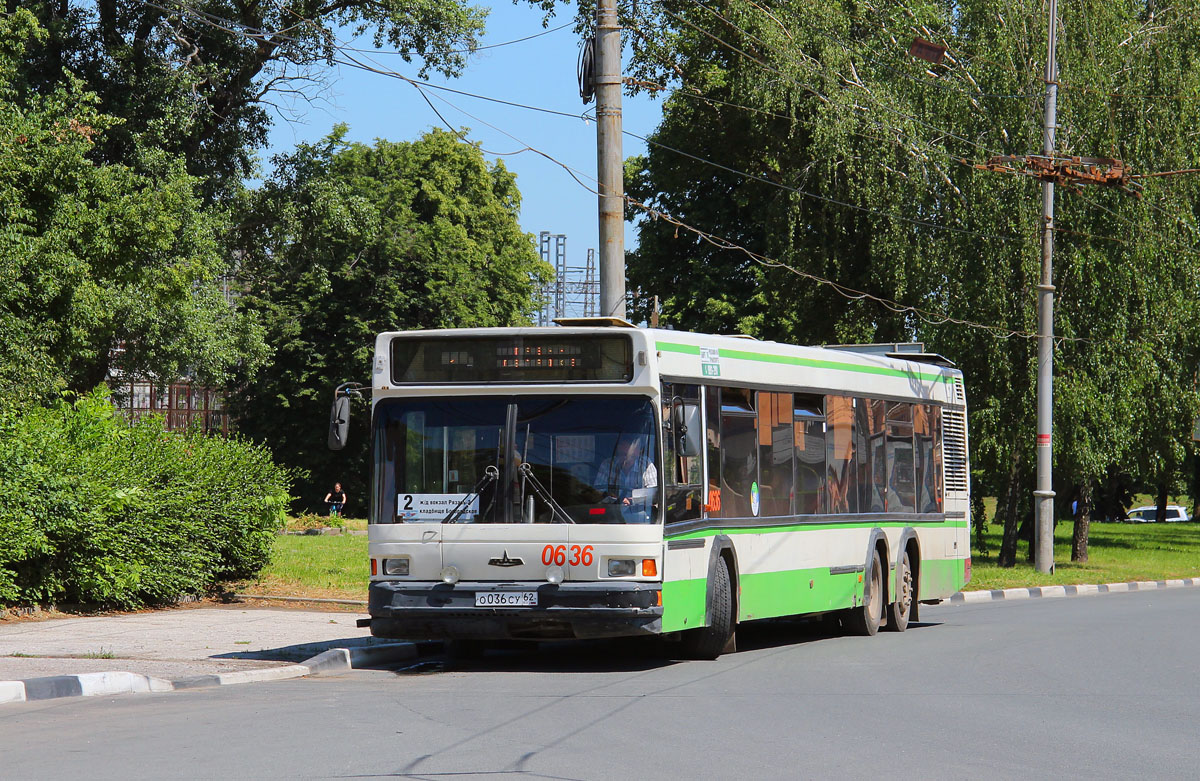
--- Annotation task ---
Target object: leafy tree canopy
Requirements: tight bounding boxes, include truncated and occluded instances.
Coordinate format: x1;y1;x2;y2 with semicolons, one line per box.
228;126;551;511
10;0;488;198
0;9;266;397
616;0;1200;560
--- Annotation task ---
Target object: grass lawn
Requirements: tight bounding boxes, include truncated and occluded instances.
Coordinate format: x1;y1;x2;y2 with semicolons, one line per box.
969;520;1200;590
240;533;368;601
240;515;1200;602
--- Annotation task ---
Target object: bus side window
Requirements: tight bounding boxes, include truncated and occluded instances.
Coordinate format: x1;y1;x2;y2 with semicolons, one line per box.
662;381;702;523
857;398;886;514
718;387;757;518
705;386;721;516
886;401;916;513
758;391;793;517
826;395;857;514
794;393;826;514
914;404;937;513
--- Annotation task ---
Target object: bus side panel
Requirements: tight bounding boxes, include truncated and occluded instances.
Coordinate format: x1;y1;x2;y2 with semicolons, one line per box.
926;517;971;598
661;537;710;633
734;528;870;622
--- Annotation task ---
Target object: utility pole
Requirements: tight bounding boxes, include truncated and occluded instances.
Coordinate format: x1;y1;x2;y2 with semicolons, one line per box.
1034;0;1059;574
595;0;626;318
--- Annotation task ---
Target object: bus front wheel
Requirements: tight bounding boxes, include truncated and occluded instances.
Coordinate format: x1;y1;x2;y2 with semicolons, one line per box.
679;559;734;660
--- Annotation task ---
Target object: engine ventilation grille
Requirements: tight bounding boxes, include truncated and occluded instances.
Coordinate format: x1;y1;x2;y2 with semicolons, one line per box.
943;406;969;494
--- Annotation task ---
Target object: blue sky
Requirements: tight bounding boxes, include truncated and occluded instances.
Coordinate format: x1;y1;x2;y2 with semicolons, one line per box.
262;2;664;273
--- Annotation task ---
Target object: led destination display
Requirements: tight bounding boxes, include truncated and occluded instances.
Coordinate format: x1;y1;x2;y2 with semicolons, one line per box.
390;334;633;384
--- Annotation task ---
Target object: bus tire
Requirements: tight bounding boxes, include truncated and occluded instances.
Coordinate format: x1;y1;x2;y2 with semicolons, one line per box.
679;559;734;660
846;548;883;637
885;548;913;632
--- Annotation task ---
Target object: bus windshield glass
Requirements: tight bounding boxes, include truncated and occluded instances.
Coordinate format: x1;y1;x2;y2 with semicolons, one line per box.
373;395;659;524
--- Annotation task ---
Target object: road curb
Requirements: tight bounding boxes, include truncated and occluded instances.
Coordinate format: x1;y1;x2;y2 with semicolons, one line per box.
0;642;417;706
942;577;1200;605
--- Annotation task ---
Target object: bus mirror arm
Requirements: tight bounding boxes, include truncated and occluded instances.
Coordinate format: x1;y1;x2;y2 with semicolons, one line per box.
517;463;575;524
327;382;367;451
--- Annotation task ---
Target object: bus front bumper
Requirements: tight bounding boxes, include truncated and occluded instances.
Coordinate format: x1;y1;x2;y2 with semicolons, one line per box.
367;581;663;640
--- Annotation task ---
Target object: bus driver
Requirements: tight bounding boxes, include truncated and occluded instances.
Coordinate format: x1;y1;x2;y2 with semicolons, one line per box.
594;434;658;523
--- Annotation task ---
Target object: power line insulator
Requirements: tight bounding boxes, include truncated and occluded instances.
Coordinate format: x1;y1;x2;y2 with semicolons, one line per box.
578;36;596;105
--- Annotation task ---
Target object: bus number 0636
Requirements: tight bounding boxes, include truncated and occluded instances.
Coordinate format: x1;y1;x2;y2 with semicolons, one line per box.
541;544;593;567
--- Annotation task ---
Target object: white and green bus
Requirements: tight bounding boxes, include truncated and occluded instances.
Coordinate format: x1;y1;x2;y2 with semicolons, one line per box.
342;320;970;658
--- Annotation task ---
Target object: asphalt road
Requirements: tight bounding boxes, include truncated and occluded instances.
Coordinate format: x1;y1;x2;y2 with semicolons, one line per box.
4;589;1200;780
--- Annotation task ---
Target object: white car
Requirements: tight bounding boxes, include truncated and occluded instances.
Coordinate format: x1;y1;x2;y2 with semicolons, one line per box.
1126;504;1191;523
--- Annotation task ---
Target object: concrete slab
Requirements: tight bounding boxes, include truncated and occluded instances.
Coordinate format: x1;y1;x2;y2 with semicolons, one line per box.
0;606;389;681
0;606;420;705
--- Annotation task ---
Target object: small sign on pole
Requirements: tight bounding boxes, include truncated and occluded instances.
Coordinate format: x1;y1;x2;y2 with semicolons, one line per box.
909;38;947;65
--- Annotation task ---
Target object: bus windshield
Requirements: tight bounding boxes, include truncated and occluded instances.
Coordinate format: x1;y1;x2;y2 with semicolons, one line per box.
372;395;659;524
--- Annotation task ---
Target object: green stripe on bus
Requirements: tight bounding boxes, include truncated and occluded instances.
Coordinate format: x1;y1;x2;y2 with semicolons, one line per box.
918;557;969;597
664;557;967;632
665;520;969;541
656;340;952;384
656;341;701;355
662;578;708;632
739;568;861;621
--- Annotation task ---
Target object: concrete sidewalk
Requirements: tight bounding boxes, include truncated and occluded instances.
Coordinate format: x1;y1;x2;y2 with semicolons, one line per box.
0;605;416;703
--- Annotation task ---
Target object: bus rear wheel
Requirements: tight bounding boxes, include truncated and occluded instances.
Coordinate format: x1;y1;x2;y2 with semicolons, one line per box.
679;559;734;660
845;549;883;636
885;549;913;632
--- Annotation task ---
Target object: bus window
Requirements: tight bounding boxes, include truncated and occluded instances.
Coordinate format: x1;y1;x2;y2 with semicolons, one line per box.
794;394;826;514
758;392;793;517
662;381;702;523
928;405;945;512
856;398;886;513
914;404;936;513
705;386;721;515
372;395;659;524
886;401;916;513
718;387;758;518
825;396;857;514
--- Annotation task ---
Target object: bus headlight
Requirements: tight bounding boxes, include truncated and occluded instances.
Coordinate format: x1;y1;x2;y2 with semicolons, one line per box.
440;565;460;585
382;558;409;576
546;565;565;584
608;559;636;577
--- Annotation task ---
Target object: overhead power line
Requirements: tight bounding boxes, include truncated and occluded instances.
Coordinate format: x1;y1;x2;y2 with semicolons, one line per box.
136;0;1197;322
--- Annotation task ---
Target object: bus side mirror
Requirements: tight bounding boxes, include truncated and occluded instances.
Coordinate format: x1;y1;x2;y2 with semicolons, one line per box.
675;402;702;458
328;394;350;451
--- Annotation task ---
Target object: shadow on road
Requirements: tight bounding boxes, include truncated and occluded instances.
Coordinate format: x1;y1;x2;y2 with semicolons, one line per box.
212;636;394;663
397;614;944;675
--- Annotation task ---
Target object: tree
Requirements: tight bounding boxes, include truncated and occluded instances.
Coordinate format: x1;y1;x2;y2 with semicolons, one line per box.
10;0;488;199
620;0;1200;565
227;126;551;512
0;10;264;397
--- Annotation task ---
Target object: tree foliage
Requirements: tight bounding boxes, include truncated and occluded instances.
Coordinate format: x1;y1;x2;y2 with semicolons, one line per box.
9;0;488;199
0;389;292;607
0;9;265;397
228;126;551;512
619;0;1200;562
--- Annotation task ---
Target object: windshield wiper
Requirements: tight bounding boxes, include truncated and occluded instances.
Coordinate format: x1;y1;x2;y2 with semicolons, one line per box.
444;465;499;523
517;462;575;524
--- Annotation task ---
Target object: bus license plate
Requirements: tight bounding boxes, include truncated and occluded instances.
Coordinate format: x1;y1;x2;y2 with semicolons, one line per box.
475;591;537;607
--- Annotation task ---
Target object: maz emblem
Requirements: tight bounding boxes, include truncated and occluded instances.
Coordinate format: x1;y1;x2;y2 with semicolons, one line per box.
488;549;524;567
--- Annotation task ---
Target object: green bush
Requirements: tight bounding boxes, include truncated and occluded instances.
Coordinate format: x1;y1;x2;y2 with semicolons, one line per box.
0;390;294;607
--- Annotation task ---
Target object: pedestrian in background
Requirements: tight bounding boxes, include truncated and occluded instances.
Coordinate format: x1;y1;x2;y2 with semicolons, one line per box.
325;483;347;518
